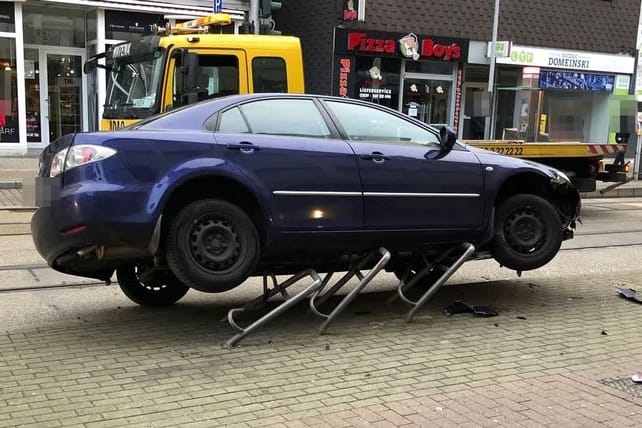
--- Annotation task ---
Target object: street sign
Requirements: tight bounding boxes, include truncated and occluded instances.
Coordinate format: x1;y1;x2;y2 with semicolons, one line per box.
214;0;222;13
487;41;511;58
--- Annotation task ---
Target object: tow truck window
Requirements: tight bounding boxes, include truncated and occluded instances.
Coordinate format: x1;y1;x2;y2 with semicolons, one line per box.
173;54;239;103
252;57;287;93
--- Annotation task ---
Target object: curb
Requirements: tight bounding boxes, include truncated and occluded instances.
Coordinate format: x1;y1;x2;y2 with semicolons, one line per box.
0;181;22;190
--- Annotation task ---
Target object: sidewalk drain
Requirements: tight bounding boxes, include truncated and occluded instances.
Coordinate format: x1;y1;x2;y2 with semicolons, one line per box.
601;377;642;399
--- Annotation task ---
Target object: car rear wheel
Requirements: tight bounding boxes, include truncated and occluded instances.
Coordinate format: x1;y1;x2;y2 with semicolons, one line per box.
491;194;563;271
116;264;189;306
165;199;259;293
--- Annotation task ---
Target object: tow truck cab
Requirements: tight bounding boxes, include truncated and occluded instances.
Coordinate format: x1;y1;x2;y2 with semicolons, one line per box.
85;14;305;131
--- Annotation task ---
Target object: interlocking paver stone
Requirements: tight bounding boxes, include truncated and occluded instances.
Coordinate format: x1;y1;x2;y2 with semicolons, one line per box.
1;271;642;426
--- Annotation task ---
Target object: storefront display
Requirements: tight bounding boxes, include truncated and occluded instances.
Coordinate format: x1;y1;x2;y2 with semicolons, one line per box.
0;38;19;143
333;28;468;128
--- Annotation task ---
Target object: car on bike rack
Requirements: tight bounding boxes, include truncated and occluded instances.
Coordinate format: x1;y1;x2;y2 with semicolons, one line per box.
32;93;581;311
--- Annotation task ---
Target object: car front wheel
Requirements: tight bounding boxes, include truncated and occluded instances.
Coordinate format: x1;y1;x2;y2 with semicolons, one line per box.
165;199;259;293
491;194;563;271
116;264;189;306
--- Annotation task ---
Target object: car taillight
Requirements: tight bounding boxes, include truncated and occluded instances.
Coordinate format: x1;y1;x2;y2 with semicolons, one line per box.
49;145;117;177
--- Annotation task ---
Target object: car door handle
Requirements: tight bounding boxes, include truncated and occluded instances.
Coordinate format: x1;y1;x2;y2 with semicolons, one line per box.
226;142;261;154
361;152;390;164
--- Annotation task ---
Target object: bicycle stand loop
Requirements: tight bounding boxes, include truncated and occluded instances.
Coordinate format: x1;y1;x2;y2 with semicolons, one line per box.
398;242;476;323
224;243;474;347
310;247;391;335
225;269;323;348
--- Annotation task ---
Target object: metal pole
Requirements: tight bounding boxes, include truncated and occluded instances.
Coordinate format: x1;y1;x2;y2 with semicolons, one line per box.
634;2;642;179
249;0;260;34
487;0;500;140
487;0;500;95
633;132;642;180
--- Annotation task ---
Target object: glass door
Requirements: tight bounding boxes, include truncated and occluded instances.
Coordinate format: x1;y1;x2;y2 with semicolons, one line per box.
401;78;452;126
44;53;84;143
460;85;490;140
24;48;43;143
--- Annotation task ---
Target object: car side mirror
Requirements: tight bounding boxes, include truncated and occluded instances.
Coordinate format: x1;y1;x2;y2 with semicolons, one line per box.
439;126;457;151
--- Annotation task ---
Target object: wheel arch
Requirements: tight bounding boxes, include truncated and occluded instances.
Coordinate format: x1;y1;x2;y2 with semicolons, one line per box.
493;169;580;229
158;174;272;251
495;171;553;206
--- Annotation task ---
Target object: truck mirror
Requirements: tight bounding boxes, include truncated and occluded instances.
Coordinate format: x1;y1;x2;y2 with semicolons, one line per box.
185;52;200;91
172;50;200;108
84;60;96;74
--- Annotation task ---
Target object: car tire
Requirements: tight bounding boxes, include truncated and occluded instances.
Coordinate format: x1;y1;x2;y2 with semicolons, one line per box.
116;264;189;306
491;194;563;271
165;199;259;293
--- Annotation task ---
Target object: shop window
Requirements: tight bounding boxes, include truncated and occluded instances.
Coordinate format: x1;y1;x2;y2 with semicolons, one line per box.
105;11;166;41
405;60;453;76
252;57;287;93
0;3;15;33
23;6;85;48
174;54;239;104
240;99;331;138
354;56;400;109
86;11;97;43
464;65;488;83
0;38;19;143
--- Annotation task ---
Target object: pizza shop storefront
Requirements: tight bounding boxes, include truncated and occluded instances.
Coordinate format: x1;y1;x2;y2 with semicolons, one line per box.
332;28;469;133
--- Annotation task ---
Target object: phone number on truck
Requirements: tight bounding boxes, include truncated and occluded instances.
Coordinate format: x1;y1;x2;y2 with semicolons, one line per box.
476;146;524;156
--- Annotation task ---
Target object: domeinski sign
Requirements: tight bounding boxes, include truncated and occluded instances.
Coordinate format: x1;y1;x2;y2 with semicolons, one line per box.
496;45;635;75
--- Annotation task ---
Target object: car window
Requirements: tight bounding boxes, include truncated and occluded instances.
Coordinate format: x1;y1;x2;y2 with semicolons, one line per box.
240;99;331;138
325;101;441;147
219;107;249;133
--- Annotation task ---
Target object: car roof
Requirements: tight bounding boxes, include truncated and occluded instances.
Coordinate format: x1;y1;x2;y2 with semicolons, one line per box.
133;93;368;131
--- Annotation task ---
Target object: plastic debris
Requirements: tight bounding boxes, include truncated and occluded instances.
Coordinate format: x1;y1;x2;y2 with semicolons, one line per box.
632;373;642;384
444;301;498;318
617;288;642;304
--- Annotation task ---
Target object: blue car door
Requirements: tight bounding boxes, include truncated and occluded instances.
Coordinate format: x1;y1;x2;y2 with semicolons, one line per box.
322;99;484;231
215;98;363;231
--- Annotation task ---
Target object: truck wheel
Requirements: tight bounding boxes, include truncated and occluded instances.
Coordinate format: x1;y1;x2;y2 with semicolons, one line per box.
116;264;188;306
165;199;259;293
491;194;563;271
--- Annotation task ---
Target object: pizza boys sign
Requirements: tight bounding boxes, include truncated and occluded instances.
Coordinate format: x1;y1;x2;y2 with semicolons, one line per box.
336;29;468;63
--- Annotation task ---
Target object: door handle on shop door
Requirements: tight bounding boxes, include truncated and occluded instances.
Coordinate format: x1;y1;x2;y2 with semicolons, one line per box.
361;152;390;164
226;142;261;154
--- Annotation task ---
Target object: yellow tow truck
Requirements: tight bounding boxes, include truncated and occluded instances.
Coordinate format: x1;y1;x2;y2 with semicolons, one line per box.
462;139;629;192
84;13;305;131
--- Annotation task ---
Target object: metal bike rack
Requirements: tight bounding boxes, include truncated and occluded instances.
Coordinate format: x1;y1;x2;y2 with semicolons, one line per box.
224;243;475;346
396;242;476;323
225;269;323;348
310;247;391;335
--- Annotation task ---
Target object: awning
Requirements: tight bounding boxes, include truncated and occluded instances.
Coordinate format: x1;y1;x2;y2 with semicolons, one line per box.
42;0;246;20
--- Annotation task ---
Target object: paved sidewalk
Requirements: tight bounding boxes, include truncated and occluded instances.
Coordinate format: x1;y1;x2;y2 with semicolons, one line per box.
1;270;641;427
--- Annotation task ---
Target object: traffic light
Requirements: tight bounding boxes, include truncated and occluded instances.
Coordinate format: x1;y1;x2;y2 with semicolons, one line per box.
260;0;281;18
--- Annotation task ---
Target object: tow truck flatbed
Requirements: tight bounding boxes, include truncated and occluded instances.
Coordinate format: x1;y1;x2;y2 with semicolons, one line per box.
463;140;627;159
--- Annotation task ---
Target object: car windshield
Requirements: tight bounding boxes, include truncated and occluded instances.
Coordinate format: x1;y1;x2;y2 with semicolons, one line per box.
104;46;165;120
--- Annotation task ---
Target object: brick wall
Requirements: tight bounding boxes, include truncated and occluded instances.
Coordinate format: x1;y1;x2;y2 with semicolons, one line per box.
273;3;337;95
274;0;639;95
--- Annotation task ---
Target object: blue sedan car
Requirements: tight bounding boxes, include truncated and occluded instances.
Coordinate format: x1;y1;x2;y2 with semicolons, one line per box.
32;94;580;306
